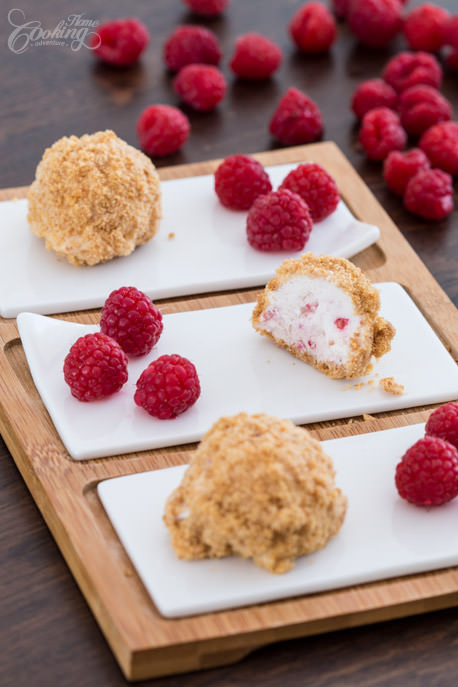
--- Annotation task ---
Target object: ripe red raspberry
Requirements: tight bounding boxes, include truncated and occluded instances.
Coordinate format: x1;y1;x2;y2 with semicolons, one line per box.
426;402;458;450
182;0;230;16
382;51;443;93
442;14;458;50
403;3;450;53
359;107;407;161
347;0;402;48
398;85;452;137
100;286;163;357
163;25;221;72
269;87;323;146
404;168;454;220
90;18;150;66
173;64;226;112
246;189;313;252
331;0;350;19
134;354;201;419
395;435;458;506
229;33;282;79
137;104;190;157
214;154;272;210
383;148;431;195
279;163;340;222
351;78;398;120
63;333;128;402
289;2;337;53
419;121;458;175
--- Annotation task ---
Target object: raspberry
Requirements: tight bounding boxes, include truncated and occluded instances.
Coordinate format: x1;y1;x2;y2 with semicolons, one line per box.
347;0;402;48
383;148;431;195
163;25;221;72
279;162;340;222
134;354;201;419
404;168;454;220
359;107;407;161
136;104;190;157
63;333;128;402
173;64;226;112
419;121;458;175
331;0;350;19
269;87;323;145
214;154;272;210
229;33;282;79
395;435;458;506
403;3;450;53
246;189;313;252
398;85;452;137
426;403;458;450
90;18;149;66
351;78;398;120
100;286;163;357
289;2;337;53
182;0;230;16
382;51;443;93
442;14;458;50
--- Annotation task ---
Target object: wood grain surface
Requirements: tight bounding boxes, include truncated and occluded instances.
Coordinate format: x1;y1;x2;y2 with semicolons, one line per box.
1;1;458;686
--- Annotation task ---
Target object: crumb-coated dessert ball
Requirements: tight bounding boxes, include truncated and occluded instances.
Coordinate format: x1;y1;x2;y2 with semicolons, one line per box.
163;413;348;574
27;130;162;266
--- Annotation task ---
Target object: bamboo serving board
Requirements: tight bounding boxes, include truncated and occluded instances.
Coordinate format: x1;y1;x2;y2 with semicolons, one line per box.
1;142;457;681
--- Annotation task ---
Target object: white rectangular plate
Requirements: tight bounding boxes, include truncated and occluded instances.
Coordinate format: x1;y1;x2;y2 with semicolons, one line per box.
17;283;458;460
97;423;458;618
0;162;379;317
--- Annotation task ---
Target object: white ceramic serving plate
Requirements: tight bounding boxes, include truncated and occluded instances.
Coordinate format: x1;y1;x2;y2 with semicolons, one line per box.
0;162;379;318
97;422;458;618
17;283;458;460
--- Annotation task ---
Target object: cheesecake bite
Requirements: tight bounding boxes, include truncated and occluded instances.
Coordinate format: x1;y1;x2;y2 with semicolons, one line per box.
163;413;347;574
252;253;395;379
28;130;162;266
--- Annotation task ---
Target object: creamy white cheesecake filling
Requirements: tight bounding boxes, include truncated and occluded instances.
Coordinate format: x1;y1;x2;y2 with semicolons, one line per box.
258;275;363;366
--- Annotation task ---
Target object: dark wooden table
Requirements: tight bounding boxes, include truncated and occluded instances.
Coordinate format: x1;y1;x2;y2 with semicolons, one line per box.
1;1;457;685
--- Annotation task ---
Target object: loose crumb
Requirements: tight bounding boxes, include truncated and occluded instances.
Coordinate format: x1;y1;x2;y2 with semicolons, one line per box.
368;379;375;385
168;232;175;239
379;376;405;395
353;382;364;390
363;413;375;421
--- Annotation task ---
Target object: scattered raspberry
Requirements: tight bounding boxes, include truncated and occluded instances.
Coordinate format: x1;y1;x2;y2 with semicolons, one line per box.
90;18;150;66
426;402;458;450
398;85;452;137
182;0;230;16
163;25;221;72
331;0;350;19
403;3;450;53
419;121;458;175
359;107;407;161
279;162;340;222
136;104;190;157
100;286;163;357
214;154;272;210
395;435;458;506
173;64;226;112
404;168;454;220
246;189;313;252
269;87;323;145
134;354;201;419
382;51;443;93
289;2;337;53
347;0;402;48
229;33;282;79
383;148;431;195
351;78;398;120
443;14;458;50
63;333;128;402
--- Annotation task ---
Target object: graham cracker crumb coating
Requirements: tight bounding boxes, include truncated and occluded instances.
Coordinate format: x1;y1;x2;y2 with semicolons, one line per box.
379;377;405;395
27;130;162;266
252;253;395;379
163;413;347;574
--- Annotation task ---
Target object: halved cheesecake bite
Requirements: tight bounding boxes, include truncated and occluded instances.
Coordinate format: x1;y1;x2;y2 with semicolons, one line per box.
252;253;395;379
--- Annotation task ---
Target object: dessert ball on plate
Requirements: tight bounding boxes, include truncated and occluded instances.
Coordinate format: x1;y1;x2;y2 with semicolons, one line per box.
163;413;347;574
252;253;395;379
27;130;162;266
